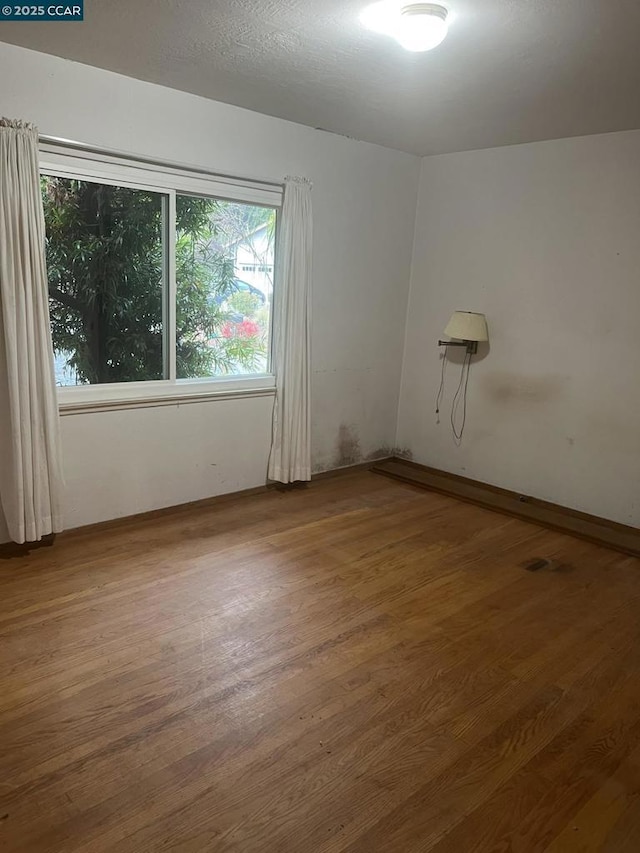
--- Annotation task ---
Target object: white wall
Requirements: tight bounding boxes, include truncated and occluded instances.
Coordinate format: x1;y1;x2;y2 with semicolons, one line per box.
397;129;640;526
0;42;419;536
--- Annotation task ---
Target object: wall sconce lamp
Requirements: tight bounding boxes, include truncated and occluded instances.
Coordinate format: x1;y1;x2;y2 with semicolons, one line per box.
438;311;489;354
435;311;489;443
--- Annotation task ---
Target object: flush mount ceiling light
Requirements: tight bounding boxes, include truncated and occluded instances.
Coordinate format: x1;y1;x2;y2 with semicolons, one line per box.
361;2;449;52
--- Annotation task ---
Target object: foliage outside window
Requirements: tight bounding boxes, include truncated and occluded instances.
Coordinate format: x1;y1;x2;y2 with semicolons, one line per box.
41;173;277;387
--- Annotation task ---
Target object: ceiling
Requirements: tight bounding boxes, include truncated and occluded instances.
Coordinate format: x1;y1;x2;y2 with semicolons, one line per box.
1;0;640;156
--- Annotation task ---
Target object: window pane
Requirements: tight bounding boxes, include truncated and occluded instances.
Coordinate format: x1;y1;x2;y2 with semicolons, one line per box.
42;175;166;385
176;196;275;378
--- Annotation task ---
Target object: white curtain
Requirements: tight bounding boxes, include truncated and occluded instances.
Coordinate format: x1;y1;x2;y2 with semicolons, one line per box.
0;119;64;543
268;176;313;483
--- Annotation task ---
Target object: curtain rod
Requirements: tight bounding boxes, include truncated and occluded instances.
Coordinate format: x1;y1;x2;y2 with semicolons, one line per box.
38;134;284;190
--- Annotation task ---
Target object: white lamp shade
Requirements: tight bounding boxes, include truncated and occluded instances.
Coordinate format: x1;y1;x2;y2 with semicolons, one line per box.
444;311;489;342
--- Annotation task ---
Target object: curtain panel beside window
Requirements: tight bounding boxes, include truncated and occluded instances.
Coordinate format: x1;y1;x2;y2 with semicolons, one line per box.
268;176;312;483
0;119;64;543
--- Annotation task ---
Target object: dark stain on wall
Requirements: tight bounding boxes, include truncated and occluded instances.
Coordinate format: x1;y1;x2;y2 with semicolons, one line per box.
365;445;392;462
335;424;362;468
365;445;414;461
394;446;414;461
326;428;414;472
482;372;568;404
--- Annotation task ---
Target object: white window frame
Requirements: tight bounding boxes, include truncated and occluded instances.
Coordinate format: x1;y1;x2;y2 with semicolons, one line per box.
40;145;282;415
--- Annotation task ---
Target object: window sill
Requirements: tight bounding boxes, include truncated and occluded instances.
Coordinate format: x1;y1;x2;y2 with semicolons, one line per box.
58;376;276;416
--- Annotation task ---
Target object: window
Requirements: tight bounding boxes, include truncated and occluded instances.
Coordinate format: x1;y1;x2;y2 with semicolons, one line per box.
43;177;167;386
174;195;275;379
40;146;280;406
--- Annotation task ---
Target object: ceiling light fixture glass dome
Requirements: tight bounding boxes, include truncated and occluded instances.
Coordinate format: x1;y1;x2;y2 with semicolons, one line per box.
361;2;449;52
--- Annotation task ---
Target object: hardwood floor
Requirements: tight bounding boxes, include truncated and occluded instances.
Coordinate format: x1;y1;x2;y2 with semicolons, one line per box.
1;471;640;852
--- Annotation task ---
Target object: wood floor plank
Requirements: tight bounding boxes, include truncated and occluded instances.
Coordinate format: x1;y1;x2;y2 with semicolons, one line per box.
1;471;639;852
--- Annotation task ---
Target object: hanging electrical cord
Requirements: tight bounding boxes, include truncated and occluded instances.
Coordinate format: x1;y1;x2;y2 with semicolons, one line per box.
435;350;447;422
450;351;472;444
